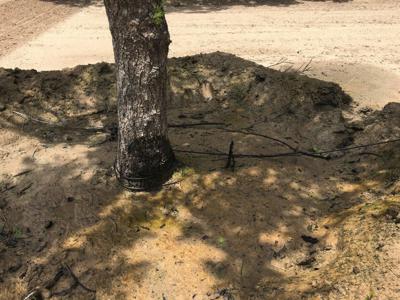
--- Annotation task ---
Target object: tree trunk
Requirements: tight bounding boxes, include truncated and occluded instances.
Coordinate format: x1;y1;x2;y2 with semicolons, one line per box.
104;0;175;190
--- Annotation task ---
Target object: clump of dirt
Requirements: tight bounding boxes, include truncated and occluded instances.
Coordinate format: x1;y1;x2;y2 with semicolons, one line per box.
169;52;352;151
1;52;400;300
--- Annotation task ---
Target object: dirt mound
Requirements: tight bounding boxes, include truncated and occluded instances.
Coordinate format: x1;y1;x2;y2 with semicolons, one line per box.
1;52;352;151
169;52;352;150
1;53;400;300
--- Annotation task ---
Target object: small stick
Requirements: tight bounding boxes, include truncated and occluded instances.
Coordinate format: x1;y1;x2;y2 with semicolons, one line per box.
109;217;118;233
51;282;78;297
18;182;33;195
175;148;299;158
300;57;314;73
33;264;95;297
22;289;42;300
266;58;292;69
225;141;235;171
13;169;33;177
44;268;65;290
32;147;39;159
63;264;96;293
359;152;382;158
12;111;105;131
1;184;16;192
240;256;246;282
12;111;55;125
169;122;227;128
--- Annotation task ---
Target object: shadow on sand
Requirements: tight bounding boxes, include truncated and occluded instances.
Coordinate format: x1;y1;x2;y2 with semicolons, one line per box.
0;52;398;299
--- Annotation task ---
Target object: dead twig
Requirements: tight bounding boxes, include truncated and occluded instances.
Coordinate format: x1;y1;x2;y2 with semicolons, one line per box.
175;137;400;161
12;111;55;125
44;268;65;290
32;147;39;159
315;138;400;155
48;264;96;297
168;123;321;158
359;152;382;158
225;141;235;171
302;58;313;73
162;178;186;187
221;128;297;151
13;169;33;177
219;128;328;159
51;281;79;297
109;217;118;233
295;58;314;74
1;184;16;193
266;58;292;69
12;111;105;132
22;289;43;300
64;264;96;293
240;256;245;282
169;122;227;128
174;148;299;159
18;182;33;195
34;265;95;296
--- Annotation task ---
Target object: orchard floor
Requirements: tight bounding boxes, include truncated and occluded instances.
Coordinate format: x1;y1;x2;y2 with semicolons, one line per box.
1;53;400;299
0;0;400;299
0;0;399;109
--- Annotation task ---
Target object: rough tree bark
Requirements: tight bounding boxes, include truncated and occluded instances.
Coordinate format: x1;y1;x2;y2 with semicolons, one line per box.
104;0;175;190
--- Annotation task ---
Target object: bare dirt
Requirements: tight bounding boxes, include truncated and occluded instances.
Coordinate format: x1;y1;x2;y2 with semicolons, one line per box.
0;0;87;58
0;0;399;109
1;53;400;299
1;0;400;299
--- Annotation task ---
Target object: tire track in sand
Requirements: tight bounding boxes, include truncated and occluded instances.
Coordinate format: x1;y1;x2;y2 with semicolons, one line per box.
0;0;82;57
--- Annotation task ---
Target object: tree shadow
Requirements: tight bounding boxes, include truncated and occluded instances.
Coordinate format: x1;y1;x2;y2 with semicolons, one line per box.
165;0;353;13
0;52;398;299
37;0;352;10
38;0;103;7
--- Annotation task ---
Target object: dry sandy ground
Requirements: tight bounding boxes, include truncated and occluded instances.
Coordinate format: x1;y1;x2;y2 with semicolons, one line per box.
1;1;400;300
1;52;400;300
0;0;400;108
0;0;82;58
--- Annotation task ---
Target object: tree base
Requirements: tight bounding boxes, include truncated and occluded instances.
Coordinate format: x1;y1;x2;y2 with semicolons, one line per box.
114;156;177;191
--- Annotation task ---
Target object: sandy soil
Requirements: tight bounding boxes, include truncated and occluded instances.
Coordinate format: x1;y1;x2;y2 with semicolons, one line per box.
0;0;84;58
1;52;400;300
1;1;400;300
0;0;399;109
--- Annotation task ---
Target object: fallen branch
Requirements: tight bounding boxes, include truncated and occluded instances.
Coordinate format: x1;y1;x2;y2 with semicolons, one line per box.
221;128;296;150
315;138;400;155
12;111;400;160
13;169;33;177
12;111;105;132
44;264;95;297
169;122;227;128
171;122;321;158
174;148;302;159
170;124;327;159
175;137;400;161
12;111;55;125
